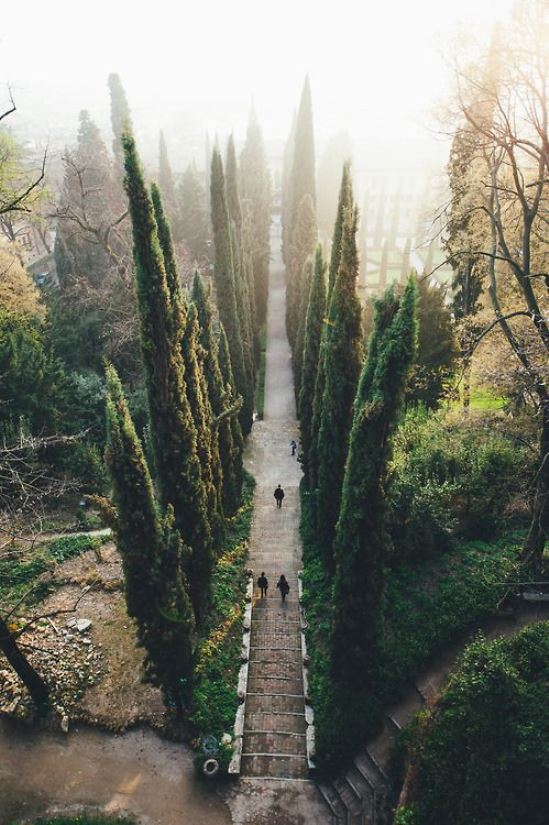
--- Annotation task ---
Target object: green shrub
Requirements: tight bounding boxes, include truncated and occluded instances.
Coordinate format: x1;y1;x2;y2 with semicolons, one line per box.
62;441;110;494
396;623;549;824
388;408;532;560
0;534;107;606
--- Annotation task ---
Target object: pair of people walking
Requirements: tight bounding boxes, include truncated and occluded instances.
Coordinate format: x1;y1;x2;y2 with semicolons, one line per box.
257;572;290;603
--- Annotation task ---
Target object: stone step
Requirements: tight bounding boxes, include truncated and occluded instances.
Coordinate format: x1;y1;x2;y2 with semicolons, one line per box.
240;752;310;779
243;730;306;756
245;710;306;734
354;751;388;795
246;692;305;714
248;660;302;677
332;775;364;822
248;675;304;694
347;764;377;817
317;781;348;824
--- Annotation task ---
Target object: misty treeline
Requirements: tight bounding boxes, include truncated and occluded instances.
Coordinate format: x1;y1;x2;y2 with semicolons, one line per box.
285;9;549;809
0;72;271;712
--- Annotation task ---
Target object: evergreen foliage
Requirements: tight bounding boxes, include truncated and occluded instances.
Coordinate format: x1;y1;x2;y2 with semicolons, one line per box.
210;148;252;434
182;300;224;546
192;273;243;515
218;321;244;503
405;275;459;410
293;256;313;403
226;136;255;404
104;364;194;712
286;193;317;352
298;246;327;485
150;182;180;304
308;163;353;493
158;131;179;236
330;279;418;686
122;132;212;617
0;311;66;433
107;73;132;159
328;161;353;300
291;76;316;213
315;203;363;564
240;109;272;327
396;622;549;825
178;164;211;262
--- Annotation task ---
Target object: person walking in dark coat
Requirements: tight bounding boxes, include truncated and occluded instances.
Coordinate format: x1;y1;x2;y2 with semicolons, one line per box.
290;439;297;456
277;574;290;603
257;572;268;598
274;485;285;508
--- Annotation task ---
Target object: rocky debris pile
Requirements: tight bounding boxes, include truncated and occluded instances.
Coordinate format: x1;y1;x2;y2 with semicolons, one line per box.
0;616;104;726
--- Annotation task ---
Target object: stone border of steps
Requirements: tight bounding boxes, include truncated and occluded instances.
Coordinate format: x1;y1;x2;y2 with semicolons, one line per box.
297;570;316;771
228;574;254;775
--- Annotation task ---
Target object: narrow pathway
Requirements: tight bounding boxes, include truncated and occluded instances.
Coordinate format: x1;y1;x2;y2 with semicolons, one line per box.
241;224;307;780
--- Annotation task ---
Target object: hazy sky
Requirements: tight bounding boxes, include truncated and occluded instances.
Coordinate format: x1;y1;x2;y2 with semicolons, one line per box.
1;0;516;149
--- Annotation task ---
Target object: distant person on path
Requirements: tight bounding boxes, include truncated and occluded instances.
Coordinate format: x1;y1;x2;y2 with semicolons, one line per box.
290;439;297;456
257;572;268;598
277;574;290;603
274;485;285;508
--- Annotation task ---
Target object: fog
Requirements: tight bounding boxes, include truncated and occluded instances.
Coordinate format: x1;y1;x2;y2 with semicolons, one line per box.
1;0;515;164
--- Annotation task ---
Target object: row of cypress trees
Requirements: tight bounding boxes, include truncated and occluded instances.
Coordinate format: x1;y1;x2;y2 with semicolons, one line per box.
103;130;247;712
292;159;418;689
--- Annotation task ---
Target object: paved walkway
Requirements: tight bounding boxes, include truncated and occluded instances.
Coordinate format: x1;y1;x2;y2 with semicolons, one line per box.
240;224;306;781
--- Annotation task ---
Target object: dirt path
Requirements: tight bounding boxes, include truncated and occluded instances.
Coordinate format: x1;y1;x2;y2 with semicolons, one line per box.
0;718;232;825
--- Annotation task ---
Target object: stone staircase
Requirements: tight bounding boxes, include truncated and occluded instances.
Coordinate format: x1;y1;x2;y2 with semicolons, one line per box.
241;579;310;779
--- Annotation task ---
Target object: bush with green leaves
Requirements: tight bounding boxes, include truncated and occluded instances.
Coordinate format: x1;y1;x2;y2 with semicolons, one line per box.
388;408;533;560
395;622;549;825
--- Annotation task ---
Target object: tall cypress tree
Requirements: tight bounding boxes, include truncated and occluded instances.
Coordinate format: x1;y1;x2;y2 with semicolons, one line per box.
150;182;180;304
178;164;211;262
210;148;252;434
158;131;180;237
192;273;243;515
218;321;244;500
298;245;327;486
293;256;314;403
104;364;194;712
330;280;417;686
291;76;316;214
309;164;354;495
108;73;132;160
240;108;271;327
328;162;353;300
286;193;317;352
122;132;212;618
315;204;363;567
226;136;255;397
182;301;224;547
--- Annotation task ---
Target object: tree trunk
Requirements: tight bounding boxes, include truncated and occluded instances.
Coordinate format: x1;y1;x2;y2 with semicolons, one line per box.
522;402;549;573
0;616;49;710
462;355;472;415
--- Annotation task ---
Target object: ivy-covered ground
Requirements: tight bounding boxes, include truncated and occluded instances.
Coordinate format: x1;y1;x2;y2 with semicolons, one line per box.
190;471;255;766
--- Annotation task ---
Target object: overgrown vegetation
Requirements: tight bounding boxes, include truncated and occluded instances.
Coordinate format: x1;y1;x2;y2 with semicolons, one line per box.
0;534;108;608
301;492;524;768
190;471;255;740
394;622;549;825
